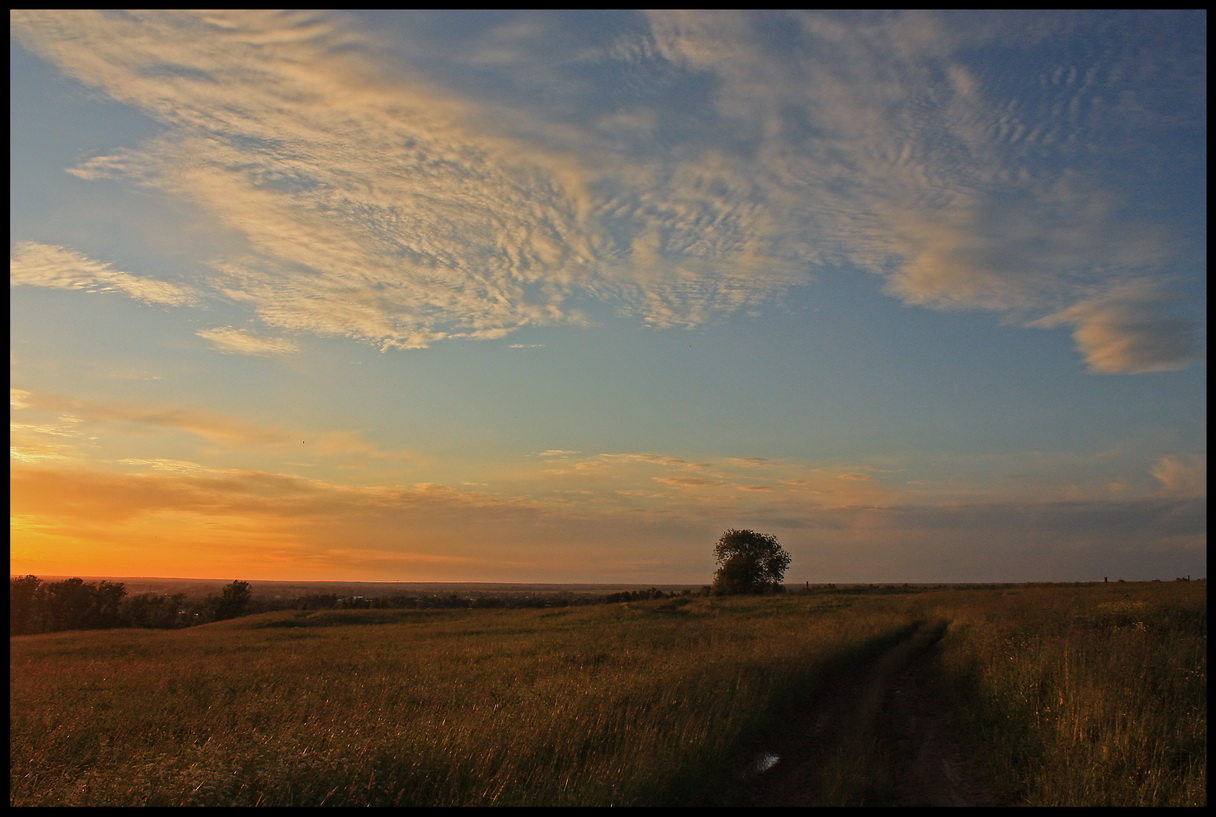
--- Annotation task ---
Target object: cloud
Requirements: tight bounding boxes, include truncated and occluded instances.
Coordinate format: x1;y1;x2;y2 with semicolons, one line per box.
532;450;900;512
637;10;1202;367
12;10;599;348
196;326;299;356
653;476;725;488
1030;280;1200;373
526;446;1210;529
11;461;544;527
10;390;410;462
15;391;289;447
10;389;95;462
9;459;669;582
10;10;1203;368
10;242;197;306
1150;454;1206;497
10;413;91;462
118;458;220;474
787;496;1205;583
11;454;1204;583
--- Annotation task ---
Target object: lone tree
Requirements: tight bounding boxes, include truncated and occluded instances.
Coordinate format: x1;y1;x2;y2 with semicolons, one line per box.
711;529;791;595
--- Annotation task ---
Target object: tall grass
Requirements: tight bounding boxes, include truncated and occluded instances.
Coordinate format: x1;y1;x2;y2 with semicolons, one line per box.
11;583;1205;807
926;582;1206;807
11;593;911;807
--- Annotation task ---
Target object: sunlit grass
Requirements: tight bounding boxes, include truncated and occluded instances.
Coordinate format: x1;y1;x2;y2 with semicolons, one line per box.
10;582;1205;806
928;581;1206;807
11;593;910;806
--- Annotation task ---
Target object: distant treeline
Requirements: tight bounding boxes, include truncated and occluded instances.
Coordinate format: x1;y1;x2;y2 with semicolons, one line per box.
9;575;260;636
9;575;694;635
323;586;680;611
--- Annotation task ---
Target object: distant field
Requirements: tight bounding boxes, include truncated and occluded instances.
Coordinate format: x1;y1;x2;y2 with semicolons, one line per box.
17;575;1000;604
10;581;1205;806
25;576;711;601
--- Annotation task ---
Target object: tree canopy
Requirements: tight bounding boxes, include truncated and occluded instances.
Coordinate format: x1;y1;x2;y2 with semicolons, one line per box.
711;529;791;595
211;580;252;621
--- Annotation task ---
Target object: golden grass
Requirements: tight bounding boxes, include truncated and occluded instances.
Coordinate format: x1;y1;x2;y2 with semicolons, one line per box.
925;581;1206;806
10;582;1205;806
11;593;908;806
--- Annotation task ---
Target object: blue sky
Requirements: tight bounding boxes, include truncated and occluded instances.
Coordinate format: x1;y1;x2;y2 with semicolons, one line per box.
10;10;1206;583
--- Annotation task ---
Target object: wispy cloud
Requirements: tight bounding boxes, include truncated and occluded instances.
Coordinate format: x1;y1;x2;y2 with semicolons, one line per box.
12;452;1204;583
9;460;607;581
636;10;1201;372
10;241;198;306
14;391;289;447
10;389;414;464
10;10;1202;371
12;10;598;348
196;326;299;357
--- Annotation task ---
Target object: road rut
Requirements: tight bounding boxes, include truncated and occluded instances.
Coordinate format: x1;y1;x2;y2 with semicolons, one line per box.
738;619;1005;807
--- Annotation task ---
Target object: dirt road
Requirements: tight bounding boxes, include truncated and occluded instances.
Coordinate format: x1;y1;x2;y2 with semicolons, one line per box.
738;619;1006;807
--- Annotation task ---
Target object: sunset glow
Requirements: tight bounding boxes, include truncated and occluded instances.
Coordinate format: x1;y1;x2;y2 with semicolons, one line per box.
10;10;1205;583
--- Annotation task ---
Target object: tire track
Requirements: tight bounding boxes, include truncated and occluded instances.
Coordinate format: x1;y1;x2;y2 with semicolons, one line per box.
737;619;1002;807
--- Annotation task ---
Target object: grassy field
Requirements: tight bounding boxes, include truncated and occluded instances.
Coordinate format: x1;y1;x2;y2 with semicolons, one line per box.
925;581;1207;807
9;581;1206;806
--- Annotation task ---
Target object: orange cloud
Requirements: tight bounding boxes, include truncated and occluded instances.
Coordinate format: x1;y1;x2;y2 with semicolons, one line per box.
9;458;717;582
11;390;415;466
10;443;1205;583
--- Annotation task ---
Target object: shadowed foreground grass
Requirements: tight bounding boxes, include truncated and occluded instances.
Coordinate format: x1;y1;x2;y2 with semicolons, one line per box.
10;582;1206;806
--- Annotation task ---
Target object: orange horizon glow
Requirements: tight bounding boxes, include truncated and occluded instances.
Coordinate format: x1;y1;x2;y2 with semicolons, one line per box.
10;12;1206;587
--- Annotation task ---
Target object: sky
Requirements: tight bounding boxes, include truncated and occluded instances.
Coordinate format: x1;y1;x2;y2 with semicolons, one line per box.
10;10;1206;585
